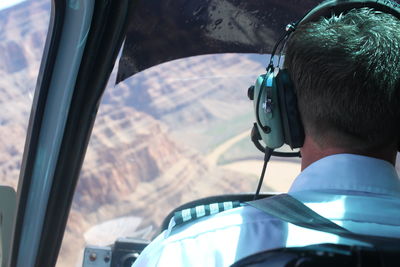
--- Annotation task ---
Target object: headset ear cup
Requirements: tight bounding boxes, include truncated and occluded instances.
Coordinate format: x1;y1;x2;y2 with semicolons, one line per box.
276;69;305;149
252;71;285;149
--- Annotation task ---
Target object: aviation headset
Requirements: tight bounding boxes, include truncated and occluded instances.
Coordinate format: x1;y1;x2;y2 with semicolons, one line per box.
248;0;400;155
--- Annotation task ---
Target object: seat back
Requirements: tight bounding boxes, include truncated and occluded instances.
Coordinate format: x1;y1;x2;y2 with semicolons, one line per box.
230;244;400;267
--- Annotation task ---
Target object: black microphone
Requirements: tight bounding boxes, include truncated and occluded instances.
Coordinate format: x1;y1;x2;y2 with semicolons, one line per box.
251;123;266;153
251;123;301;157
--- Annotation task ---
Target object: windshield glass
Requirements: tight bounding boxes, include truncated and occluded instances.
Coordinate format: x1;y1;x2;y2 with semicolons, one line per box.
58;53;301;266
0;0;50;189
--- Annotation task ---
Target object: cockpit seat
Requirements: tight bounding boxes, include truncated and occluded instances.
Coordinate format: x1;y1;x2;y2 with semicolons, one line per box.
231;243;399;267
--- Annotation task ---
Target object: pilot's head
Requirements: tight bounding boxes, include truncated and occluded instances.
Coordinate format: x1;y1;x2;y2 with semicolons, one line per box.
284;8;400;154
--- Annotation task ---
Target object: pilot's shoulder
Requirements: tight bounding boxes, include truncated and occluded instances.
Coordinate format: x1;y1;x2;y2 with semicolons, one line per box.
164;200;277;240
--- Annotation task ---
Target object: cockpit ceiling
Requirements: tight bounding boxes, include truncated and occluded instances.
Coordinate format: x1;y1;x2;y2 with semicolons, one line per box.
116;0;321;84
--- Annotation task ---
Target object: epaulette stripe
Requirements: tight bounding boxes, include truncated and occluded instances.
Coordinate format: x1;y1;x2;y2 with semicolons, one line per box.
223;201;233;210
196;205;206;217
181;209;192;222
210;203;220;215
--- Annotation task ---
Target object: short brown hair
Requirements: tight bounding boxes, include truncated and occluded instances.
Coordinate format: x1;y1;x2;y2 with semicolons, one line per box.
284;8;400;150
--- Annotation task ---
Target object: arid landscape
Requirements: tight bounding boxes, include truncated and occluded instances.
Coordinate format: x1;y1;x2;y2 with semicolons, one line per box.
1;1;400;267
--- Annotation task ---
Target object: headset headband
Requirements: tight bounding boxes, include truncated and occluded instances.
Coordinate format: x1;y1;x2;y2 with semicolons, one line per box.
298;0;400;26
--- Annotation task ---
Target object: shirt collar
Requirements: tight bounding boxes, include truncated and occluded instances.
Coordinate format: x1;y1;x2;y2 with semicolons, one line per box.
289;154;400;197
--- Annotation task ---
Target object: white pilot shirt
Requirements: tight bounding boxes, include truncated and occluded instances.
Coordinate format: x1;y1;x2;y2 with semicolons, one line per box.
132;154;400;267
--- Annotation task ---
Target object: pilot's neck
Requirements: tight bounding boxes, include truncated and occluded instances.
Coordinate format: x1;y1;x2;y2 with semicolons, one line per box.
300;135;397;171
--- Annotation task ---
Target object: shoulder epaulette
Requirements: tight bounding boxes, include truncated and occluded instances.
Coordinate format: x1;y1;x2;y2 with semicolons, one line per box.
173;201;241;226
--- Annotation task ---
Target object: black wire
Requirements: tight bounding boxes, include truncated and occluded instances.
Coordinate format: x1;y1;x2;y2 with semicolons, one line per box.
267;30;290;70
277;34;289;68
253;147;274;200
272;151;301;158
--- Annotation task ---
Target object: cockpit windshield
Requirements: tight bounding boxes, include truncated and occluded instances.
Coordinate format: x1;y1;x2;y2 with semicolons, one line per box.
58;53;301;266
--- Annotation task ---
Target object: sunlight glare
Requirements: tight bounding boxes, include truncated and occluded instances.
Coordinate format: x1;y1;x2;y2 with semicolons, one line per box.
0;0;26;11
